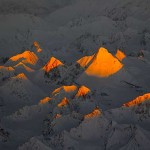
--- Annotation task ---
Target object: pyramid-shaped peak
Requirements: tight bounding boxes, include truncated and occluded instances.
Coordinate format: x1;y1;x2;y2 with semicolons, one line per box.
123;93;150;107
52;85;77;96
14;73;28;80
14;62;34;72
93;47;116;61
43;57;64;73
57;97;69;107
75;85;90;97
115;49;126;61
94;47;109;57
9;50;38;65
84;107;102;119
85;47;123;77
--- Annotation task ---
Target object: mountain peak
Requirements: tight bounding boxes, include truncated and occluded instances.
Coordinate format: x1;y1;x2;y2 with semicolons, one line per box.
14;62;34;72
123;93;150;107
115;49;126;61
85;47;123;77
57;97;69;107
75;85;90;97
14;73;28;80
9;50;38;65
52;85;77;96
39;97;52;104
94;47;109;59
84;107;102;119
43;57;63;73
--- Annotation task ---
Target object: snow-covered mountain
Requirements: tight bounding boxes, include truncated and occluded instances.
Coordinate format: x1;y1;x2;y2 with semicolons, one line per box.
0;0;150;150
1;0;150;59
0;46;150;150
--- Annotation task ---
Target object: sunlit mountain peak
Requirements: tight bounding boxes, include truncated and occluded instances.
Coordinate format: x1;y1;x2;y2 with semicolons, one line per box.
123;93;150;107
42;57;64;73
75;85;90;97
85;47;123;77
10;50;38;65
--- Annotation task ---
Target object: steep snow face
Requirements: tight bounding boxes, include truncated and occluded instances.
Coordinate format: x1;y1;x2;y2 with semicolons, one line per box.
115;49;126;61
84;107;101;119
77;55;94;68
9;50;38;65
75;85;90;98
57;97;69;107
84;47;123;77
42;57;64;73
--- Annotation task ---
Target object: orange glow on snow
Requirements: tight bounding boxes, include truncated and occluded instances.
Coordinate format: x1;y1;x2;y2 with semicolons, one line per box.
75;85;90;97
14;73;27;80
57;97;69;107
123;93;150;107
39;97;52;104
10;50;38;65
115;50;126;61
43;57;63;73
85;47;123;77
33;41;42;53
52;85;77;95
14;62;34;72
0;66;14;71
84;107;101;119
77;55;94;68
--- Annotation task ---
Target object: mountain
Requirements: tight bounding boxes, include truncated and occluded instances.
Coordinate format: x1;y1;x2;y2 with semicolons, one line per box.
52;85;77;96
1;0;150;149
75;85;90;98
0;66;15;81
77;55;94;68
84;47;123;77
42;57;64;73
84;107;101;119
123;93;150;107
1;0;150;59
0;73;45;116
0;47;150;150
7;50;38;66
14;62;34;73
